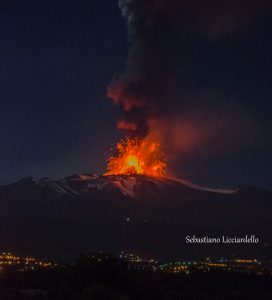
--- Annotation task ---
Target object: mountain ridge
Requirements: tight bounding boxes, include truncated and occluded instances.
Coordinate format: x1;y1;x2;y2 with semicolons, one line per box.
0;173;271;260
3;173;267;199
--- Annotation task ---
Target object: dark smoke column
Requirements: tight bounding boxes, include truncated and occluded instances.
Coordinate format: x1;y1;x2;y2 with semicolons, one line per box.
107;0;179;138
108;0;270;138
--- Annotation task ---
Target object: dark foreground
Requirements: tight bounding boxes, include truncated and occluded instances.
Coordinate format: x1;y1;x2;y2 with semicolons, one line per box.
0;255;271;300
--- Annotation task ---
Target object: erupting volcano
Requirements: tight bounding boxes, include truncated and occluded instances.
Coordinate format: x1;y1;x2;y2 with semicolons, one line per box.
105;137;166;177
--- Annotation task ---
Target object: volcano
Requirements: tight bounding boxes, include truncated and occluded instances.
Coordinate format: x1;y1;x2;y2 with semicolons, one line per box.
0;174;271;260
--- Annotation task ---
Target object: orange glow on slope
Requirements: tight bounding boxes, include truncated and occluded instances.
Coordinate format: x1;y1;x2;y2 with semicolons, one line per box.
105;137;166;177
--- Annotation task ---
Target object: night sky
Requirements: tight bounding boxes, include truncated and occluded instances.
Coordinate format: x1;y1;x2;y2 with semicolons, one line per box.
1;0;272;189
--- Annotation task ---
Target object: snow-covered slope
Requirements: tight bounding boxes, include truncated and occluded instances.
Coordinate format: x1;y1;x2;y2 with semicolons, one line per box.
25;173;239;198
7;173;260;199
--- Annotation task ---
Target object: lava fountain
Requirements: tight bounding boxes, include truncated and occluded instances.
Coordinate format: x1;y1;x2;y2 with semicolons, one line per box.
105;137;167;177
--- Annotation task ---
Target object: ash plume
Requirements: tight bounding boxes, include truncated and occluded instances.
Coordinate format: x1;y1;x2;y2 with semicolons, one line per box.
108;0;270;143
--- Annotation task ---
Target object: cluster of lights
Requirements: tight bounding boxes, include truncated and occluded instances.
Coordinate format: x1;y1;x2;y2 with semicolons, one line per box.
235;259;260;264
117;253;269;276
112;253;271;276
0;252;57;271
0;253;20;266
199;258;267;274
120;252;156;264
160;261;197;274
162;264;189;274
1;251;267;276
120;253;142;263
206;263;228;267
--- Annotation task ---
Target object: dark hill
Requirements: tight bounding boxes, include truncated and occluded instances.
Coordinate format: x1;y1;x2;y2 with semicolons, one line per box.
0;174;271;260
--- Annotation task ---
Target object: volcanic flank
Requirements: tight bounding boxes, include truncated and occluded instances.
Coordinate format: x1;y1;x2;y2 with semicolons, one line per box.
0;173;271;260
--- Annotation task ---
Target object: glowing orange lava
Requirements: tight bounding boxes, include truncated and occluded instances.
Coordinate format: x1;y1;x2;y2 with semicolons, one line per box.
105;137;166;177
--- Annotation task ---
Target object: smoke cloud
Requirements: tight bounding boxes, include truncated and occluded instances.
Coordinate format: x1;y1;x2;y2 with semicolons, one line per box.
108;0;270;151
